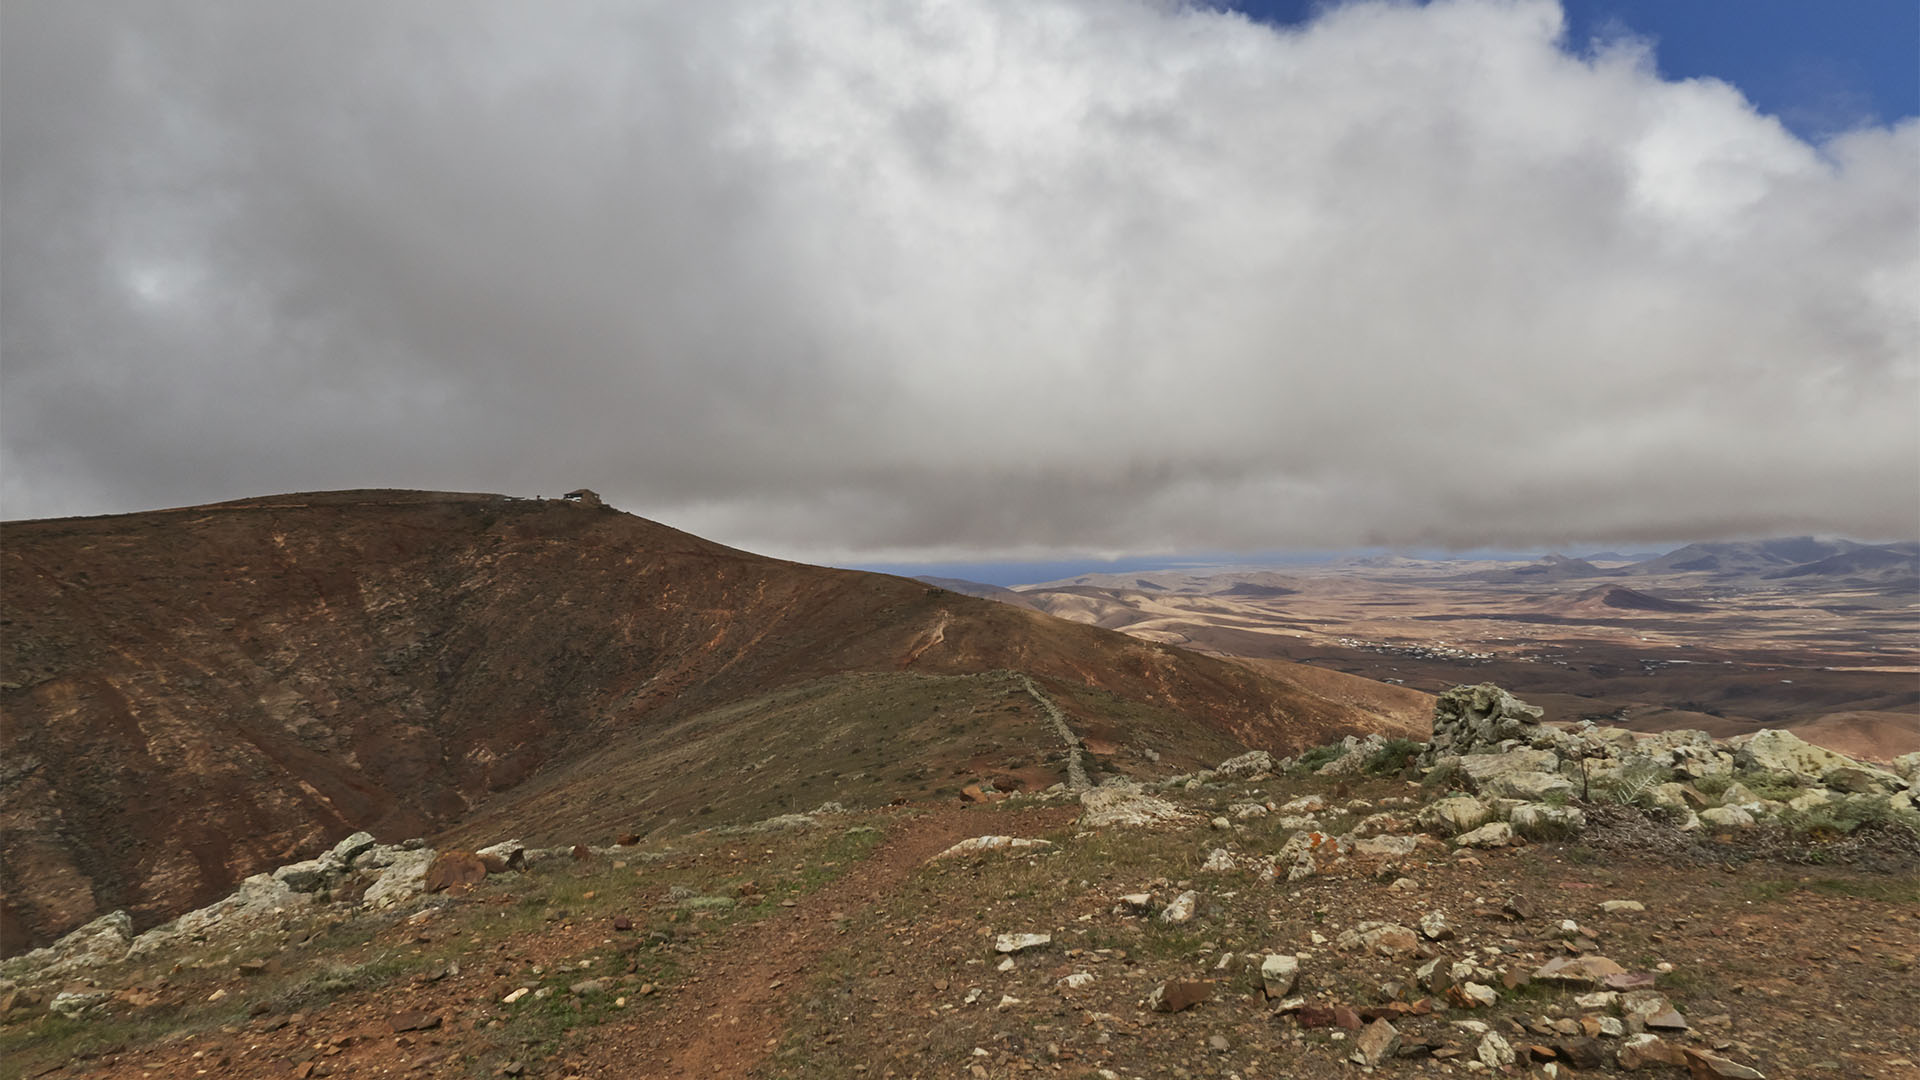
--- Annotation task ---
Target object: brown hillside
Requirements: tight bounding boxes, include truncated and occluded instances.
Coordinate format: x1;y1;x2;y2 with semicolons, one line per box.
0;490;1392;954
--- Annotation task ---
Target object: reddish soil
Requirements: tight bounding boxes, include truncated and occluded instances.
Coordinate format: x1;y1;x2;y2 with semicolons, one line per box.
585;803;1078;1077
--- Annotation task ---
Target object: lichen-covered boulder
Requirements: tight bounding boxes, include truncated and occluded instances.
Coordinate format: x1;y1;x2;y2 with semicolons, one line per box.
0;910;132;984
1213;750;1275;780
362;847;437;909
1419;796;1495;837
1480;770;1577;802
1732;730;1901;789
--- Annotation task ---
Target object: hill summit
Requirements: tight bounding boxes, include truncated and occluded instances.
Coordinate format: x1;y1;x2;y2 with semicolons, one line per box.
1;490;1416;954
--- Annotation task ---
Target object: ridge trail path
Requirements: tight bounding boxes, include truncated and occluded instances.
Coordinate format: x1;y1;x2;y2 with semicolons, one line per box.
595;802;1078;1078
1019;673;1091;791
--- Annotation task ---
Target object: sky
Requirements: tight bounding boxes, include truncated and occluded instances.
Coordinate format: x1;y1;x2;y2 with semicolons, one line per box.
3;0;1916;565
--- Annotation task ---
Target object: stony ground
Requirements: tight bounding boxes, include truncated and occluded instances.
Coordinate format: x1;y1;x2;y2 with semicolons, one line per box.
3;767;1916;1080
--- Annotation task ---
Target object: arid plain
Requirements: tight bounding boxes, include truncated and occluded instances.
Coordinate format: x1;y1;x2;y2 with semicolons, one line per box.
1004;542;1920;762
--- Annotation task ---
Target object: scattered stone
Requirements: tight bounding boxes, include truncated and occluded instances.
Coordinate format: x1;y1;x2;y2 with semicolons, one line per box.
1533;955;1627;986
1336;922;1420;959
569;979;607;997
1354;835;1421;857
501;988;530;1004
1279;794;1326;813
1419;911;1455;941
1449;982;1499;1009
1159;890;1199;925
1210;815;1232;830
1213;750;1275;779
1058;972;1095;990
1420;796;1496;836
1618;1033;1686;1069
1476;1031;1516;1068
1600;900;1644;914
389;1009;441;1032
1201;848;1237;872
1260;954;1299;999
1148;979;1212;1013
1681;1048;1767;1079
1352;1018;1402;1066
994;933;1052;954
1115;893;1155;915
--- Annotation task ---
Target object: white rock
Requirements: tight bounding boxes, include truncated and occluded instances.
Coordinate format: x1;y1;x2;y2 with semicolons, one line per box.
1454;821;1517;848
1354;834;1421;857
1476;1031;1516;1068
0;910;133;983
1201;848;1237;872
1160;890;1199;924
994;933;1052;954
1079;783;1193;828
363;848;438;909
930;836;1054;861
1213;750;1274;779
1260;954;1299;998
1699;806;1755;829
1059;972;1095;989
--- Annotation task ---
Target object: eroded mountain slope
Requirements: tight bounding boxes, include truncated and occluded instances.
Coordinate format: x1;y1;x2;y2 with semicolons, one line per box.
1;490;1395;953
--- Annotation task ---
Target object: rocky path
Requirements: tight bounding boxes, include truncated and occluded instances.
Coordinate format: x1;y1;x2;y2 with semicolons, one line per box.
588;802;1077;1078
1019;673;1091;791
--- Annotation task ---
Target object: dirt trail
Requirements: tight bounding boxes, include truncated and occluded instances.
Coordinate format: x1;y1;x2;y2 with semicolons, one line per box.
596;802;1076;1078
900;611;949;667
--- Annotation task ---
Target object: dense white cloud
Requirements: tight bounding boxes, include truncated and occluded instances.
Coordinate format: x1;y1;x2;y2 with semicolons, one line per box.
3;0;1914;559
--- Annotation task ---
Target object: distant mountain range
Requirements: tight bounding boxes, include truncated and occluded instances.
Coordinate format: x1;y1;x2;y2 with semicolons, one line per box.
1455;538;1916;589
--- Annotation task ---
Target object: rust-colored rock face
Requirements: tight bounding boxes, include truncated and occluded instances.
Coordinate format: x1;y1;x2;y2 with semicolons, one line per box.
1;490;1376;953
423;852;488;895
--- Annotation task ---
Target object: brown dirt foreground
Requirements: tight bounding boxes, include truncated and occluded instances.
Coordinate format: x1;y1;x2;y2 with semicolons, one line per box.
588;804;1077;1077
5;782;1917;1080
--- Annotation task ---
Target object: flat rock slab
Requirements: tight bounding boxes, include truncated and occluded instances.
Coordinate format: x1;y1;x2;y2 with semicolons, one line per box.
1148;979;1213;1013
424;851;489;895
389;1010;441;1032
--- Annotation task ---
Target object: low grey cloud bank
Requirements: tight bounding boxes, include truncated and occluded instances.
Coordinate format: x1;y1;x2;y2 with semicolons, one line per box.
3;0;1914;560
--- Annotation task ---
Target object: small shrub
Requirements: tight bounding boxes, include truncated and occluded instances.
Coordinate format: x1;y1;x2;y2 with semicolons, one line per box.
1739;772;1803;801
1595;762;1670;808
1691;773;1732;798
1364;738;1423;776
1421;759;1467;794
1293;743;1344;775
